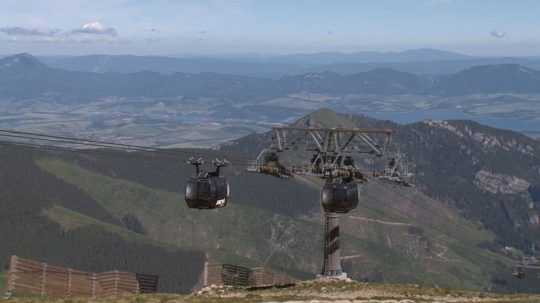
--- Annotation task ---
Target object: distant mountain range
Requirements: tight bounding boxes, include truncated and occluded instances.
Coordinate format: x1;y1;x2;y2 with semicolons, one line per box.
0;54;282;101
433;64;540;95
311;57;540;78
39;49;471;75
279;69;429;95
3;54;540;101
34;50;540;77
257;48;473;65
40;54;304;78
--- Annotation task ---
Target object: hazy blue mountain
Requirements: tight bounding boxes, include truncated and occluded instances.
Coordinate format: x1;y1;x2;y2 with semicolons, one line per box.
39;49;471;76
433;64;540;95
310;57;540;75
40;54;304;78
0;54;283;101
2;54;429;100
265;48;472;65
0;54;430;99
37;51;540;77
279;68;429;95
0;53;47;72
5;54;540;101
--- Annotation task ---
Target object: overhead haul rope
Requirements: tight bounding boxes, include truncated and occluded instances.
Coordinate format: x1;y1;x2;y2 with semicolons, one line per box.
0;127;395;168
0;129;257;167
0;129;157;151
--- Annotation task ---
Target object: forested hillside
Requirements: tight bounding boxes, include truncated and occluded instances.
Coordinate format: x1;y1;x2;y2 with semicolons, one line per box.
0;144;205;293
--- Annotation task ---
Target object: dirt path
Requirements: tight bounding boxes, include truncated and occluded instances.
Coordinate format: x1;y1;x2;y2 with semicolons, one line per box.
348;215;413;227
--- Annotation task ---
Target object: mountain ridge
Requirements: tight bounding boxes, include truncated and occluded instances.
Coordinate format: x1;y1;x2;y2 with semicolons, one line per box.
36;50;540;77
433;64;540;95
5;54;540;101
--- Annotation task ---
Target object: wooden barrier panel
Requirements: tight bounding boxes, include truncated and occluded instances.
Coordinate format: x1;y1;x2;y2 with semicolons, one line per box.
202;263;296;289
221;264;251;287
5;256;153;298
205;263;224;286
136;273;159;293
250;267;296;287
96;271;139;297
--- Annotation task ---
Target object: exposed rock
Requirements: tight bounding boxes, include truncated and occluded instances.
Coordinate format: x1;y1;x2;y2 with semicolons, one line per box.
472;132;502;149
529;212;540;225
474;170;530;194
424;120;536;155
423;120;465;138
472;132;535;155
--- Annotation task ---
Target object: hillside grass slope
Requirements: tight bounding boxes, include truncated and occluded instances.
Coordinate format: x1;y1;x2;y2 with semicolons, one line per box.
34;151;517;291
5;281;540;303
0;145;205;293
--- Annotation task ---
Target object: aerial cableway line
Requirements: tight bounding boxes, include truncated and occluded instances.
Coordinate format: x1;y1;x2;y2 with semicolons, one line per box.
0;128;258;164
0;128;239;210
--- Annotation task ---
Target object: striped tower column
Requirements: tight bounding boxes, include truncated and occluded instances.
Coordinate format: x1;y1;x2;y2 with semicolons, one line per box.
321;212;347;278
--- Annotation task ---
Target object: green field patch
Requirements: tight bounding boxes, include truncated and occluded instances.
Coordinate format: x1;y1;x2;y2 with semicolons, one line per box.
44;205;159;246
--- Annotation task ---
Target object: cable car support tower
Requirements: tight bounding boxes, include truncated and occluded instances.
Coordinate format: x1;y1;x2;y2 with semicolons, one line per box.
249;125;411;280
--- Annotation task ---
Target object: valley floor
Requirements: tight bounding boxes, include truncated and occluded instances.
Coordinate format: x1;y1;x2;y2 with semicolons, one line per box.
4;281;540;303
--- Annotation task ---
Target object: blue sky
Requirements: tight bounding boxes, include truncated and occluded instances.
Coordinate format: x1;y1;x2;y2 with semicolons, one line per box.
1;0;539;56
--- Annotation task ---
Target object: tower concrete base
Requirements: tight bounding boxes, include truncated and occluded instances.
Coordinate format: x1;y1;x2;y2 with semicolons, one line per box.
316;272;349;281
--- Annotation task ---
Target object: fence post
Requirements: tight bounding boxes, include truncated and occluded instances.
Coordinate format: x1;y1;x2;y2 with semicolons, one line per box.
203;261;208;287
67;269;72;297
91;273;97;298
6;255;18;297
114;270;119;297
41;263;48;297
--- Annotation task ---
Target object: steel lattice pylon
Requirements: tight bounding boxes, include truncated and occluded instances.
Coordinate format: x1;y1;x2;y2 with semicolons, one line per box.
249;125;413;280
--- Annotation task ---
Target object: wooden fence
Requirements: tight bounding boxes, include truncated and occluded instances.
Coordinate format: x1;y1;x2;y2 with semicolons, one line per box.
6;256;158;298
136;273;160;294
250;267;296;287
203;263;296;288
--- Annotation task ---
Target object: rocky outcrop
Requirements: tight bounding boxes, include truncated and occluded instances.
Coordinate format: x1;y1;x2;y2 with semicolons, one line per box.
423;120;465;138
474;170;530;194
423;120;536;155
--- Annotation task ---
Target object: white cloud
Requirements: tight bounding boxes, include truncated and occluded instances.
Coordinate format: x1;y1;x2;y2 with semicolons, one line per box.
71;22;118;36
490;30;506;39
0;22;121;46
0;26;60;37
0;21;119;39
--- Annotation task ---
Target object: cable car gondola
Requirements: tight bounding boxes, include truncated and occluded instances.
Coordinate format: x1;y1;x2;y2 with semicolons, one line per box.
321;181;359;213
512;266;525;279
248;149;292;178
185;158;230;210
